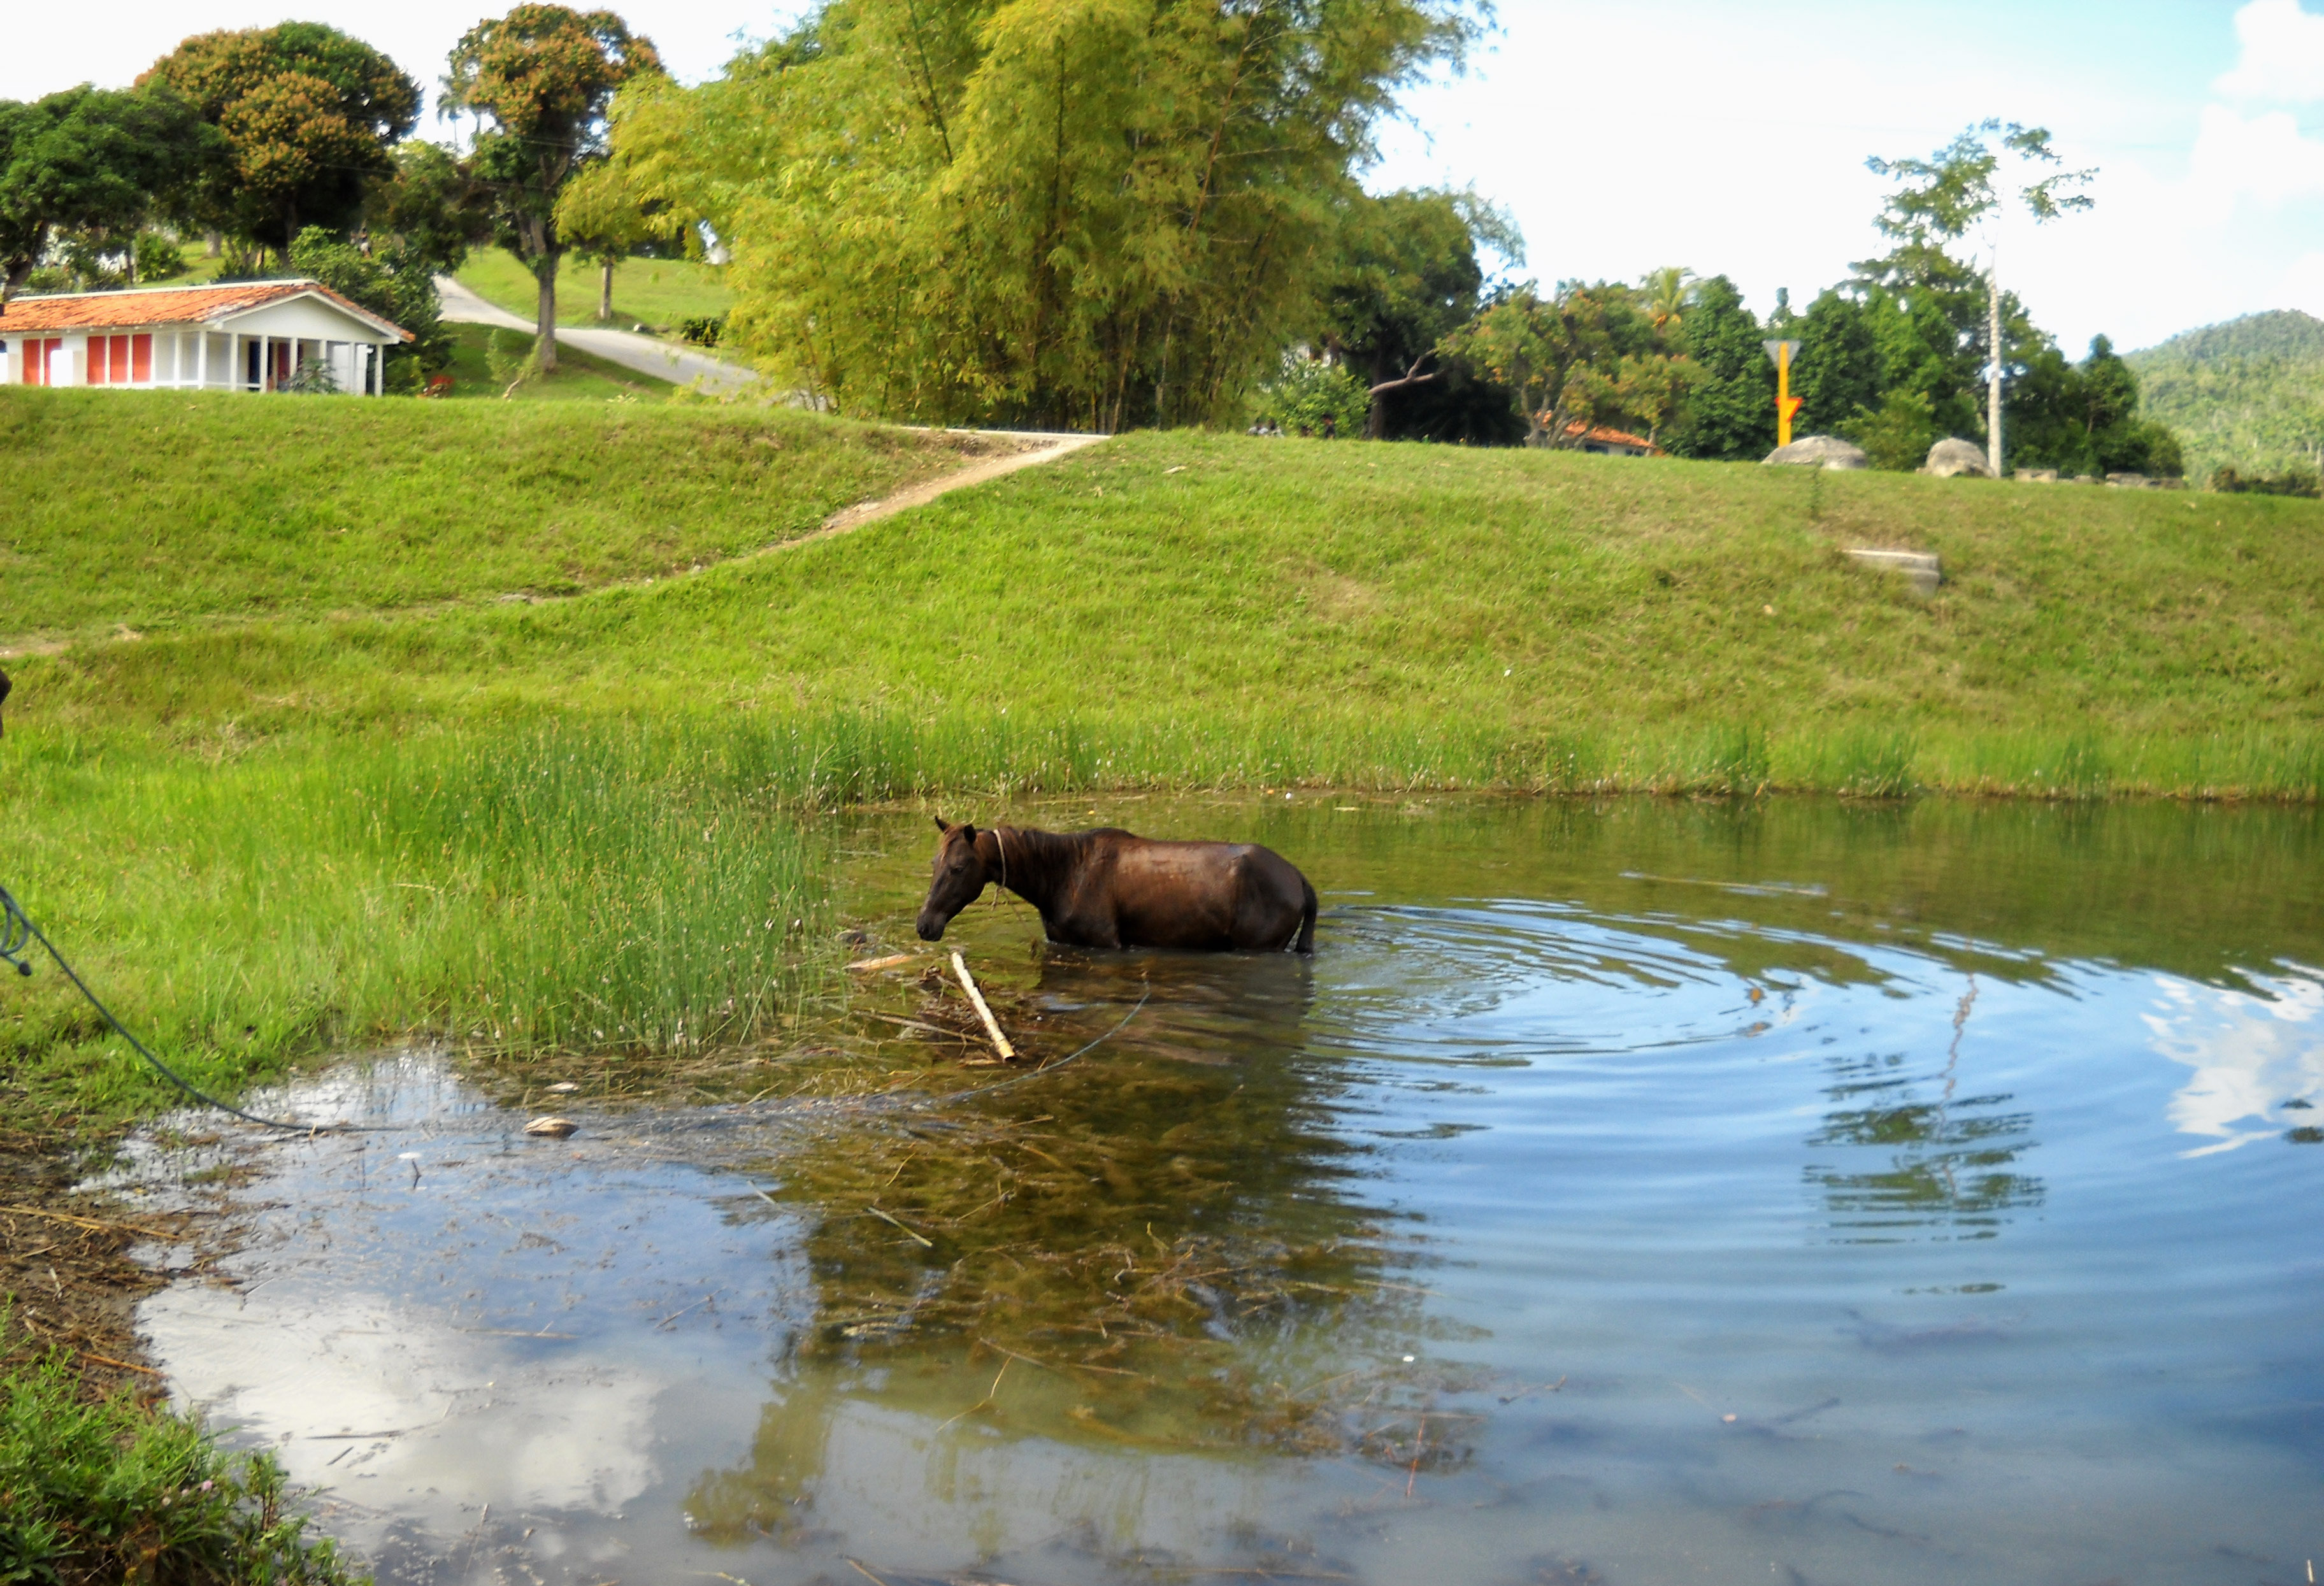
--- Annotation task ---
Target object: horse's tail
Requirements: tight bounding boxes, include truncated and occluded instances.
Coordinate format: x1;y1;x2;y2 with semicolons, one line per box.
1293;877;1317;954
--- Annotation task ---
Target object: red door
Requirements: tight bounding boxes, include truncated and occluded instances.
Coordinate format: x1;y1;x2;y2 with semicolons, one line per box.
18;338;61;386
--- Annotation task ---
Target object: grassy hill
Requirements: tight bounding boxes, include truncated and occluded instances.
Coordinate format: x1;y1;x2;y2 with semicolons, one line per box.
453;251;733;331
435;323;679;402
2127;310;2324;483
0;389;987;645
8;399;2319;797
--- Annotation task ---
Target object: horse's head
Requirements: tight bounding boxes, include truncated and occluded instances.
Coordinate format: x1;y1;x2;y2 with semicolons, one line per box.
916;815;992;941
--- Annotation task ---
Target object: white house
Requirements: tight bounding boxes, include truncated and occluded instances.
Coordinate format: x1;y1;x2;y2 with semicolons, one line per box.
0;279;412;395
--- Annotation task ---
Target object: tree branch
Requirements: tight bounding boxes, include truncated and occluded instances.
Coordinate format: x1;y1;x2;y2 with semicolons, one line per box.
1369;351;1440;396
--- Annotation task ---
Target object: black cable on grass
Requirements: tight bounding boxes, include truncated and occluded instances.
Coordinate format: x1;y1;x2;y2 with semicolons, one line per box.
0;883;336;1134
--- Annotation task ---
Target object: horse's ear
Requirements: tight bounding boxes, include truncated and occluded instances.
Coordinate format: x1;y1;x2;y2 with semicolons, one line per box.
932;814;950;833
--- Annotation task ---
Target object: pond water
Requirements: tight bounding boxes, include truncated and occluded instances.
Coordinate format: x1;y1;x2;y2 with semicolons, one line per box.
116;796;2323;1585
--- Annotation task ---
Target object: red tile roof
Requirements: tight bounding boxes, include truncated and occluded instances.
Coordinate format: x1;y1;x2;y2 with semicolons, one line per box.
0;280;411;341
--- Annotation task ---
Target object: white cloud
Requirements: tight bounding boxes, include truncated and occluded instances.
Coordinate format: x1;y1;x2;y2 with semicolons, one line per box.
2189;103;2324;207
2143;968;2323;1158
2275;249;2324;313
2214;0;2324;104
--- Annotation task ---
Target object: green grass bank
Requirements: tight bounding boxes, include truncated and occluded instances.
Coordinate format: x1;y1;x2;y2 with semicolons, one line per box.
0;1341;360;1583
11;418;2320;799
3;723;832;1132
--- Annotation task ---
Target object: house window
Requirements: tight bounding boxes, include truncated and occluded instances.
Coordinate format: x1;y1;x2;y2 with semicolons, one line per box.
87;334;154;386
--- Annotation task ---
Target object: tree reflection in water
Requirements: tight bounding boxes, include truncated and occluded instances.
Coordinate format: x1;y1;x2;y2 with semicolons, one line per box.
1805;977;2044;1240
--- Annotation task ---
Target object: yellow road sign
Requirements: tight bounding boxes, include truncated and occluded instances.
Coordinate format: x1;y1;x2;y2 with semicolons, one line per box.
1763;339;1803;447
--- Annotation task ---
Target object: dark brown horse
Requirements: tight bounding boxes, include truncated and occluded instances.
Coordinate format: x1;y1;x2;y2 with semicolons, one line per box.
916;817;1317;953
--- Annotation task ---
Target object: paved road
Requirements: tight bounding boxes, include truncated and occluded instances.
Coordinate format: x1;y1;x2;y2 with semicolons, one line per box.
434;275;761;394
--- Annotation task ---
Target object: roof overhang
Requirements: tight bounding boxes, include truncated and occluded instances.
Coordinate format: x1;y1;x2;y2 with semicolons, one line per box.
206;289;415;343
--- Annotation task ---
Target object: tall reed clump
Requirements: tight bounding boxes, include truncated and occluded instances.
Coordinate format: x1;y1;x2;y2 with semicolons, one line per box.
4;723;829;1122
713;712;2317;804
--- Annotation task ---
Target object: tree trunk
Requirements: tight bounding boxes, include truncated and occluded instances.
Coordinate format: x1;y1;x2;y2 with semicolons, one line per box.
598;257;613;321
536;257;559;374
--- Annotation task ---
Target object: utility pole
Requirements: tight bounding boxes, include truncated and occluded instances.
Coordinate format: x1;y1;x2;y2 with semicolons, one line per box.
1988;245;2004;477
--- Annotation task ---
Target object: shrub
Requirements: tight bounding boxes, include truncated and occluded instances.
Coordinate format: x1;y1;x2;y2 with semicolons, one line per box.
0;1342;360;1585
1254;359;1370;438
2212;464;2321;497
1842;389;1940;472
132;232;187;283
678;313;727;348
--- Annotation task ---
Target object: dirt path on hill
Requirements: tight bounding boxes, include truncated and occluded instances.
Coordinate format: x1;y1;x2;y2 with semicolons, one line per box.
0;432;1108;659
803;431;1106;540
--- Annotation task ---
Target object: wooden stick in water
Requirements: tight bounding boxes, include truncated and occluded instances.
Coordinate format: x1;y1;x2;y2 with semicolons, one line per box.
950;951;1016;1061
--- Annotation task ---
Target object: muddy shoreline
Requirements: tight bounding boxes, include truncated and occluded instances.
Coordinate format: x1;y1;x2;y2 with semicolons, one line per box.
0;1125;178;1396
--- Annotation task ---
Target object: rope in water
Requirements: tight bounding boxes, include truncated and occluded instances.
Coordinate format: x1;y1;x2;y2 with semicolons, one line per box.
0;882;328;1134
945;979;1151;1101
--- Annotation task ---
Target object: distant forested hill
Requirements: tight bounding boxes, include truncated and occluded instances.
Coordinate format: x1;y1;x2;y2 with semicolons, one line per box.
2126;310;2324;483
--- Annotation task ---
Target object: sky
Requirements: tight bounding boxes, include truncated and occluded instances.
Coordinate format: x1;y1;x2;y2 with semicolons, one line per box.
8;0;2324;352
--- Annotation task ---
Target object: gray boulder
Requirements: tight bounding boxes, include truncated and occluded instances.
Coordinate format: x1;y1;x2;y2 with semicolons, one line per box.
1922;438;1994;478
1762;435;1867;469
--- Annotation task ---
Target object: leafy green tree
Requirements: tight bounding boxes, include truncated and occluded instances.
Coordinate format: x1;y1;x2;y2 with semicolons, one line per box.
362;139;487;274
0;85;218;297
445;5;663;371
556;157;675;320
132;231;186;282
143;24;420;258
1862;120;2092;292
1856;118;2093;466
1660;275;1773;461
2006;334;2183;477
1641;265;1694;334
1791;288;1880;436
1324;187;1519;439
1846;388;1940;471
1441;280;1684;447
1607;351;1702;450
289;224;451;379
594;0;1480;427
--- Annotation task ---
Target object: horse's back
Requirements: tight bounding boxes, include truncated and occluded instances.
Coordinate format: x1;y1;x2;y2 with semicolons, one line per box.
1100;834;1309;950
